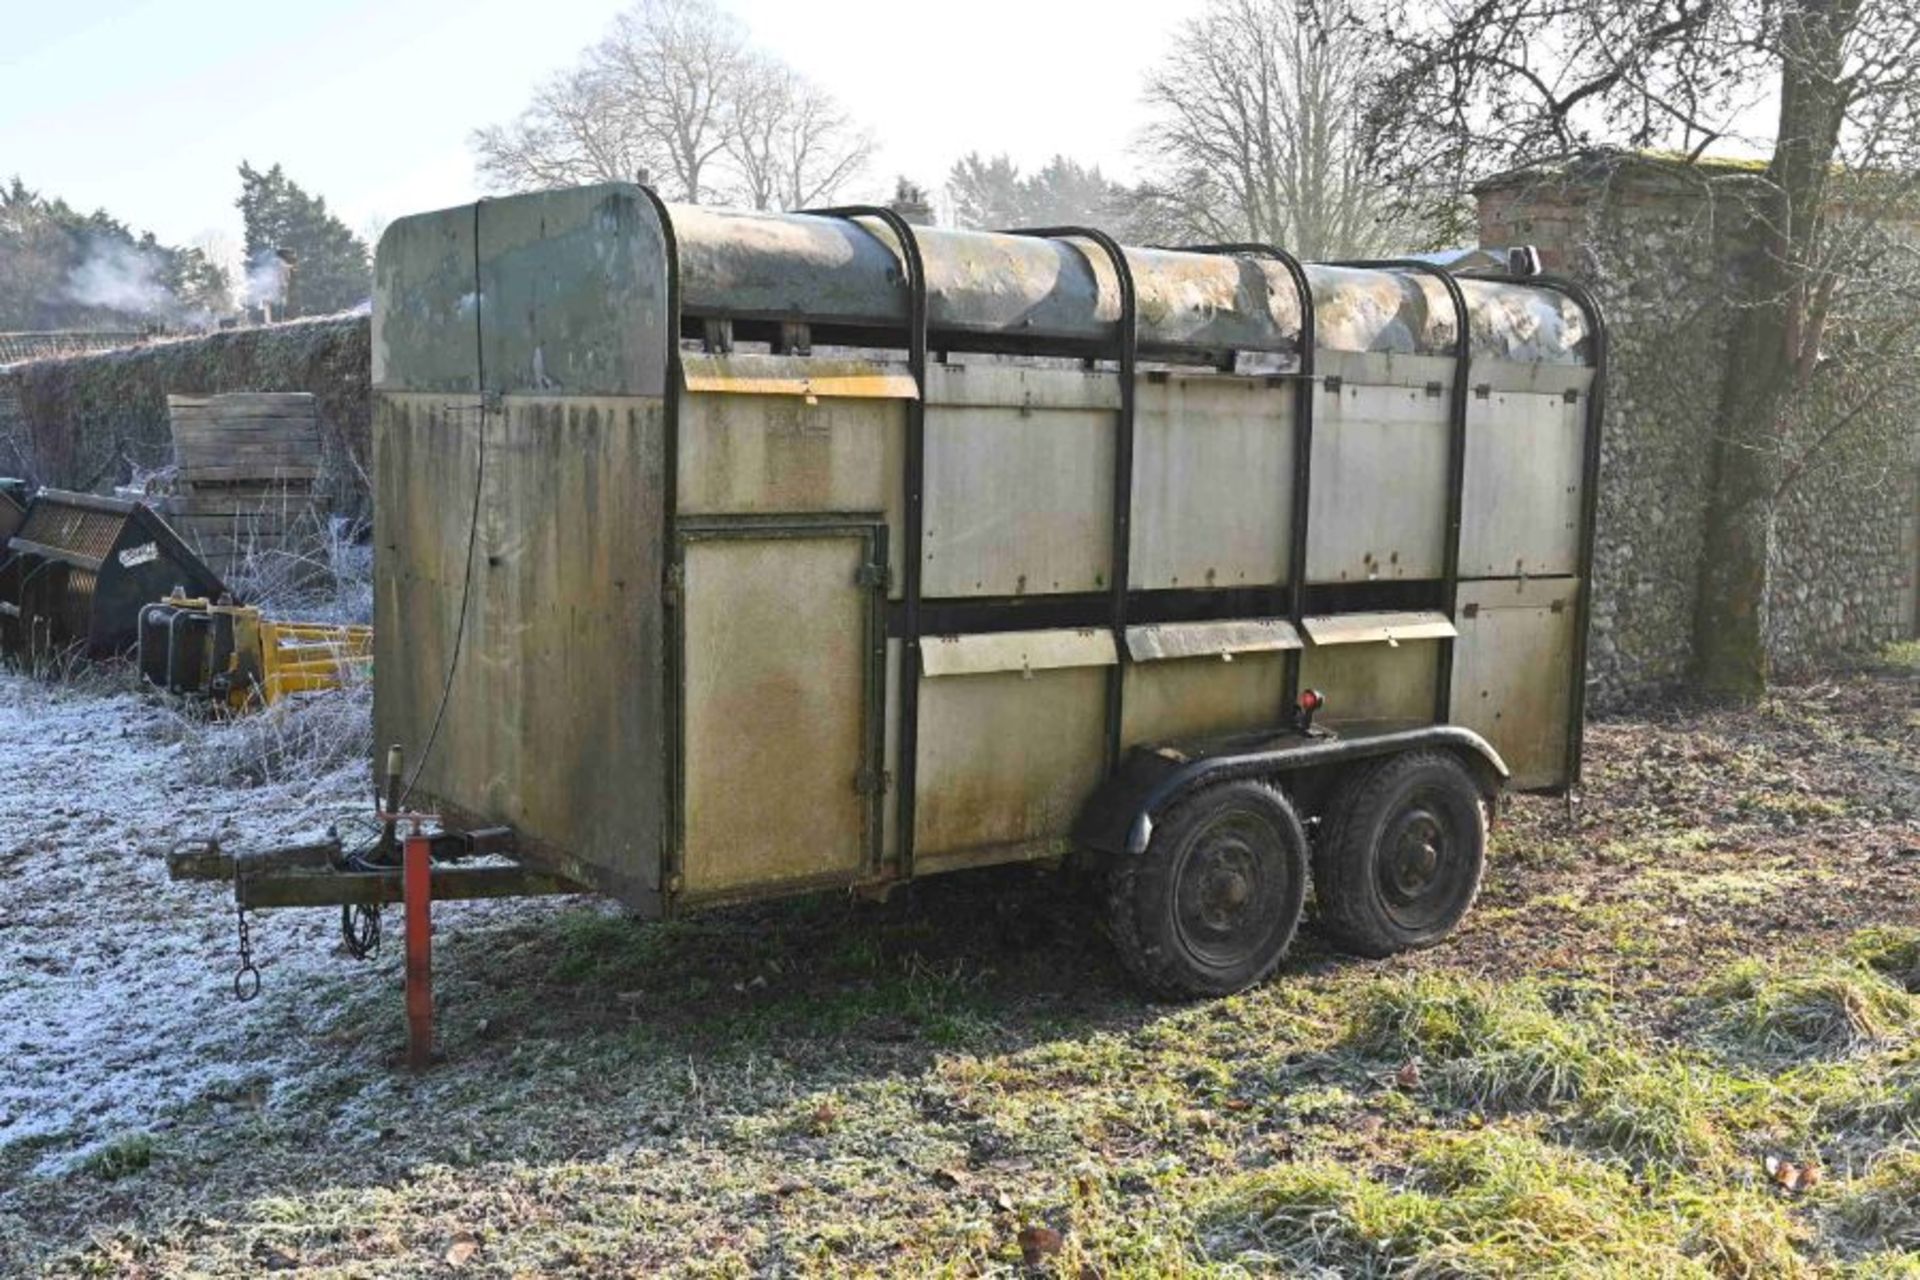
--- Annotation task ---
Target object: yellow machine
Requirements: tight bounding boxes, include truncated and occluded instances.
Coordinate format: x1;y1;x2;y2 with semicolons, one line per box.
138;592;372;710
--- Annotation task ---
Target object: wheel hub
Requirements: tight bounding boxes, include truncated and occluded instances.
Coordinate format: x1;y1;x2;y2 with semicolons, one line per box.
1196;851;1255;929
1171;809;1300;972
1198;867;1259;924
1376;794;1468;931
1384;810;1446;899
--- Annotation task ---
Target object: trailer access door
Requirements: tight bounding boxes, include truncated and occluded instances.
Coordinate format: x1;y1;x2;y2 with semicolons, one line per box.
675;516;887;901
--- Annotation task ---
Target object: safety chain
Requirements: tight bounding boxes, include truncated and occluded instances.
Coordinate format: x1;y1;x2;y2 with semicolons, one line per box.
232;866;261;1002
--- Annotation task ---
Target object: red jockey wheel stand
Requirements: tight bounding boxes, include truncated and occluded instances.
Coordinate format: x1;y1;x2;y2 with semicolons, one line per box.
391;813;439;1073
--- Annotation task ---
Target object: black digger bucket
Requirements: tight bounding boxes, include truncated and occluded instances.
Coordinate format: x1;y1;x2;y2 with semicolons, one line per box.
0;490;227;662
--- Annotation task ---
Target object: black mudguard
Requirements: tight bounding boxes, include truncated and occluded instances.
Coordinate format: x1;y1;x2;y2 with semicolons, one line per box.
1075;726;1510;856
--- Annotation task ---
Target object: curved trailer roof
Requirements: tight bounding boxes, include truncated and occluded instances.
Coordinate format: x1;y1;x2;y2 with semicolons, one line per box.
665;205;1593;365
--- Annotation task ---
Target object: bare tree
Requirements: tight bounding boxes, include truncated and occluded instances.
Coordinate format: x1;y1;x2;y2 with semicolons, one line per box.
1136;0;1411;257
472;0;871;209
593;0;745;204
728;59;875;211
474;66;662;192
1367;0;1920;699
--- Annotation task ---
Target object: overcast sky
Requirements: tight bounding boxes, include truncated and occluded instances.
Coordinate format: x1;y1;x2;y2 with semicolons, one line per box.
2;0;1208;252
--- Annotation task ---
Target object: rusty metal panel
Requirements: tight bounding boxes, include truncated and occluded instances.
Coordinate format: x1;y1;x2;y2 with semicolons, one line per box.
681;354;917;399
676;387;905;594
679;524;877;895
1451;577;1579;789
373;392;666;906
882;638;902;865
1121;651;1289;748
1305;351;1454;583
920;627;1116;677
921;367;1116;596
1131;373;1295;590
1126;618;1300;661
914;663;1108;864
1459;363;1593;577
1303;611;1457;646
1297;638;1441;733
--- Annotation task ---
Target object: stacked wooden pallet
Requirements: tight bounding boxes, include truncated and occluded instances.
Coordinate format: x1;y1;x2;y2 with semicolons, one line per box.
165;393;323;580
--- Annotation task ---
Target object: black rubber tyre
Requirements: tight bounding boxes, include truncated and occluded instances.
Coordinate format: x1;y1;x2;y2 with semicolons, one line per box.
1105;780;1310;999
1313;750;1487;958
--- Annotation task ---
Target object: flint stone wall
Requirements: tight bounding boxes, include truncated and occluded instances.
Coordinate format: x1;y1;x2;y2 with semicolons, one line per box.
1478;157;1918;707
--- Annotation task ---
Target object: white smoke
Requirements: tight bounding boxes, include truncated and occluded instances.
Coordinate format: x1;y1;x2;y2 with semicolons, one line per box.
62;237;218;331
63;240;174;317
243;250;288;308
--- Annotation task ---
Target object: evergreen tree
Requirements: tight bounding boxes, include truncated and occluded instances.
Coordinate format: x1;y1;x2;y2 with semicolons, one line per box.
236;162;372;317
0;176;231;330
944;153;1144;236
946;153;1026;229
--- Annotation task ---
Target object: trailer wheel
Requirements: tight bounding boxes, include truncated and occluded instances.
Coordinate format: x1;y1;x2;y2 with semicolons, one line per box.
1105;781;1309;999
1313;751;1486;958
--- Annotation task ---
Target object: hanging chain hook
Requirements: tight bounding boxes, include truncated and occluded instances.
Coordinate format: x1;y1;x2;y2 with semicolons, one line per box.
232;894;261;1002
231;854;261;1002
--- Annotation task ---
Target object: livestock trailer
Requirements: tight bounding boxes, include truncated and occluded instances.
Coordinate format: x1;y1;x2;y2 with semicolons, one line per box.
219;183;1603;1006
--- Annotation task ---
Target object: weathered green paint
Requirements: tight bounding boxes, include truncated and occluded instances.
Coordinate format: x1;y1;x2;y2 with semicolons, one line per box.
374;188;673;908
374;392;666;904
374;183;669;398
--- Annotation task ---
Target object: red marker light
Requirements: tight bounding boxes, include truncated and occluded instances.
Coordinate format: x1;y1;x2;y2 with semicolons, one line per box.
1298;688;1324;712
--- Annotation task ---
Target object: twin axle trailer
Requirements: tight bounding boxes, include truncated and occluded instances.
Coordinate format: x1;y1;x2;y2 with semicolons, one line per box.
195;182;1602;1014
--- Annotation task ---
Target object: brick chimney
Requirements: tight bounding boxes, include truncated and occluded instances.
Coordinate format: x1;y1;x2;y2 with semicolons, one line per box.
889;178;935;227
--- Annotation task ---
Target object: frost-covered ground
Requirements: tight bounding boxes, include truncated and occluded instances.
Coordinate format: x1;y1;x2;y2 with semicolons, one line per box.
0;670;586;1262
0;674;363;1174
4;660;1918;1276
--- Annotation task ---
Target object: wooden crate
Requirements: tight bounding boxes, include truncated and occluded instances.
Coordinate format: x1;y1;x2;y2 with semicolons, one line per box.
166;393;325;583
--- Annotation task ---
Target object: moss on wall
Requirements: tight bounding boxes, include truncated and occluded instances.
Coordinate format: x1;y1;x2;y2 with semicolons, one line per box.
0;314;371;519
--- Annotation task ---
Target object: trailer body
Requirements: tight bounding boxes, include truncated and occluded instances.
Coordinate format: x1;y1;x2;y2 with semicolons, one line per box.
371;185;1600;925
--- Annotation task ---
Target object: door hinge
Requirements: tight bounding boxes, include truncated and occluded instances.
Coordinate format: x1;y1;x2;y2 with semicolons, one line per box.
855;562;892;591
663;563;684;608
853;768;891;796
